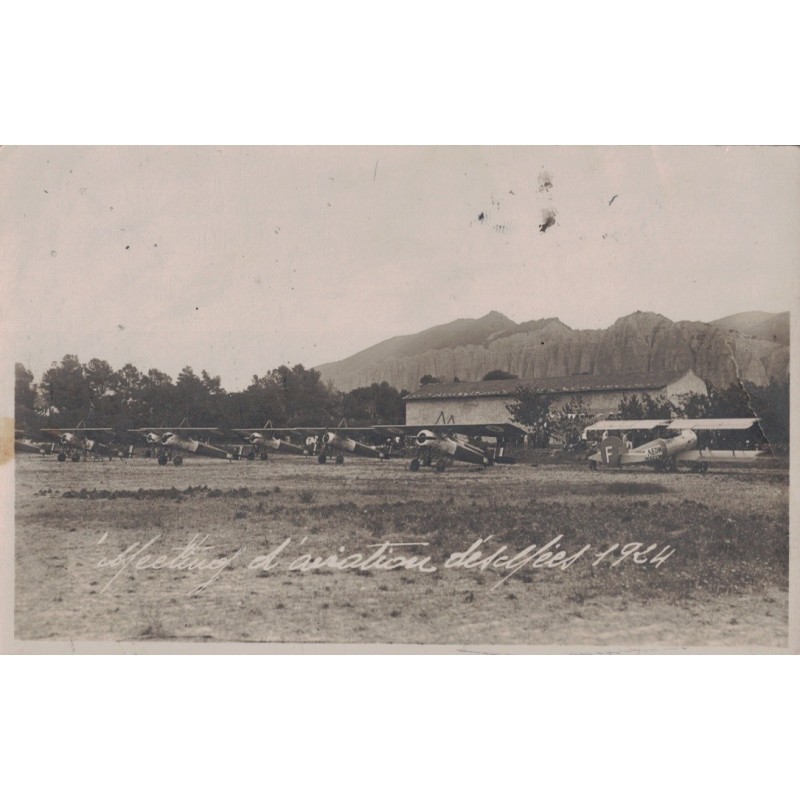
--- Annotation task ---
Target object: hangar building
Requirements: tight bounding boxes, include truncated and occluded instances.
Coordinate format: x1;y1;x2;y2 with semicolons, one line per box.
403;369;707;426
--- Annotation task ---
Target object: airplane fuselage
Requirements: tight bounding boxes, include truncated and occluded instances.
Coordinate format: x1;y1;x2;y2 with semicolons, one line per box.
248;432;307;456
160;433;232;460
414;430;493;468
632;430;697;462
322;431;386;459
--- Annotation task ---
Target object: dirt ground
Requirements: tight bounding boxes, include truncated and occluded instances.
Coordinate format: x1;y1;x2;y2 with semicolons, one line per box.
12;453;790;649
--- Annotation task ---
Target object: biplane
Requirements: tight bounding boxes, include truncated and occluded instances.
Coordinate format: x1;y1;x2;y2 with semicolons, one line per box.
129;420;234;465
229;423;310;460
41;422;116;462
371;417;525;472
583;418;767;473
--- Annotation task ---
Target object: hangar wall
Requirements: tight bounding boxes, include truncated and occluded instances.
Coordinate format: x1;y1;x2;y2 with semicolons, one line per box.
404;370;708;426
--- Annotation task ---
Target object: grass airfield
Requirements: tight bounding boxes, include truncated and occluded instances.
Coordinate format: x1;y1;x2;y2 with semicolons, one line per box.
13;453;789;649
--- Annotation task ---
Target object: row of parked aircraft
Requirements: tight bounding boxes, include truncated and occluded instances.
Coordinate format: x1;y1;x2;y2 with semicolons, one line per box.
14;416;769;475
14;417;524;473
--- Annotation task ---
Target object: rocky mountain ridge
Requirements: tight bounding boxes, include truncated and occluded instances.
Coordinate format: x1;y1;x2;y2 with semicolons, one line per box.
316;311;790;392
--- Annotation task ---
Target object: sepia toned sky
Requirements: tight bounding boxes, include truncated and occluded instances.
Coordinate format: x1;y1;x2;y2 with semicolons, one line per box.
2;145;797;390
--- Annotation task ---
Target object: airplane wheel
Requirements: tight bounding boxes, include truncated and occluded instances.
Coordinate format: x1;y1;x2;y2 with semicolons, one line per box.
434;459;446;473
409;458;420;472
335;454;344;465
71;453;81;462
158;455;169;466
247;451;256;461
318;453;327;464
260;453;269;461
172;456;183;466
144;448;152;458
57;453;66;462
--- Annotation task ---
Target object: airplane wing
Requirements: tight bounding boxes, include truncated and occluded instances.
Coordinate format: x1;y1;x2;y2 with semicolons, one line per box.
41;427;114;441
675;449;765;462
583;420;670;433
129;426;222;435
279;427;326;438
374;422;526;439
287;426;390;439
665;418;761;431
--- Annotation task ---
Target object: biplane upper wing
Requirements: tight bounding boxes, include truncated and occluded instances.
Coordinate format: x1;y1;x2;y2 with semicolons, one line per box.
665;418;761;431
374;422;526;438
41;426;115;439
271;426;383;438
130;426;222;436
583;419;671;433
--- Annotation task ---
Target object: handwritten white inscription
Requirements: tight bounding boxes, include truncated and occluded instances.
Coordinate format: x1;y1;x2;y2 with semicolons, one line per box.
95;532;246;595
94;532;675;596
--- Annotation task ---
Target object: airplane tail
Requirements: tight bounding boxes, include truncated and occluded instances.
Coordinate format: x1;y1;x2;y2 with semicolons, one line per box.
597;436;625;467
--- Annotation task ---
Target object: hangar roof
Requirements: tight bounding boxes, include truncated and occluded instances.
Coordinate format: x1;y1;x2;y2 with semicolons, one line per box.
404;369;694;401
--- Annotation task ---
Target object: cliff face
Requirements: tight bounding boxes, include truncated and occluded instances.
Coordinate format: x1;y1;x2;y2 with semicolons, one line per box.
316;311;789;392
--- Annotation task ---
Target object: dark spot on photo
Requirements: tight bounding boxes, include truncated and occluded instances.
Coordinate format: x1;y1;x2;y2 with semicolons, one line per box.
539;209;556;233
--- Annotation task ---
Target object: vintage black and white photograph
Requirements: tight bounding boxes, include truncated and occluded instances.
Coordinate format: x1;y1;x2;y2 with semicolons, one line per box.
2;145;795;651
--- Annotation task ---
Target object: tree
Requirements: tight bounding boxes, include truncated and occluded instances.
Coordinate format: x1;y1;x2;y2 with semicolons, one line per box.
230;373;286;428
40;355;90;424
678;381;754;419
140;368;176;425
84;358;119;423
678;390;712;419
175;366;210;421
482;370;518;381
201;370;224;396
710;382;754;417
745;379;789;449
641;393;678;419
270;364;338;425
419;374;440;386
15;363;38;430
341;382;405;425
506;386;553;447
617;393;645;420
550;395;590;447
112;364;149;428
